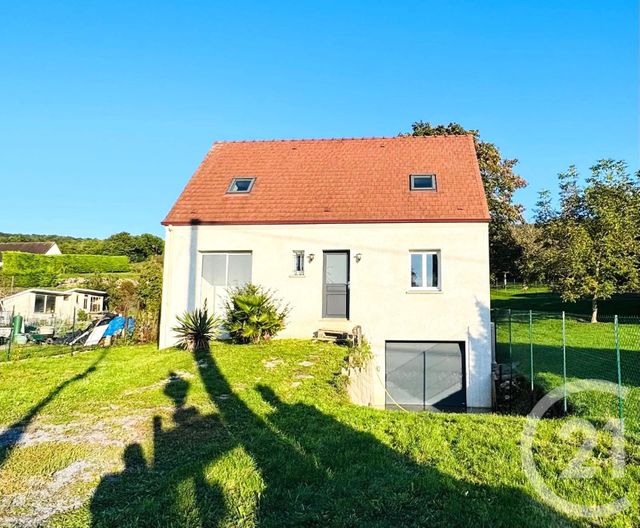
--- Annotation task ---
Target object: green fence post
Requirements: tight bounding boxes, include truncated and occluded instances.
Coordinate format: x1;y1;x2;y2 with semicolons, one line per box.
508;309;513;412
562;311;567;414
529;309;534;391
6;306;15;361
614;315;624;431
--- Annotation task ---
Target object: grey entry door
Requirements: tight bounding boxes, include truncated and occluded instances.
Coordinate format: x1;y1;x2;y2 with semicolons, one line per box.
322;251;349;318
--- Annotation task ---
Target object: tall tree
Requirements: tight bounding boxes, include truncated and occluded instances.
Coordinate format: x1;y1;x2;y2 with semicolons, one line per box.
408;122;526;276
535;160;640;322
103;232;164;262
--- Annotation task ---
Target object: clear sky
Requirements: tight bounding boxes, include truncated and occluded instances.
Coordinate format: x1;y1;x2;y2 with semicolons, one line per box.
1;1;637;238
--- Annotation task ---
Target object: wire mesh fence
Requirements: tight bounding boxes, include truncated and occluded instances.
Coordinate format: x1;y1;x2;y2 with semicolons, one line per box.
493;309;640;435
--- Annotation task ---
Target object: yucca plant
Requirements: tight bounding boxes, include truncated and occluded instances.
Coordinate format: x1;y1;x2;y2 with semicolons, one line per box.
172;304;220;352
224;284;290;344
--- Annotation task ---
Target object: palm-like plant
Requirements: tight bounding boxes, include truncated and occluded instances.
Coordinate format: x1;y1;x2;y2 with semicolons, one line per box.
172;304;220;352
224;284;289;344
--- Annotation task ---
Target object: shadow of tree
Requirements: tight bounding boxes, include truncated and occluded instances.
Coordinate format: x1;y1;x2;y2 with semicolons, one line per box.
0;349;108;468
90;348;577;527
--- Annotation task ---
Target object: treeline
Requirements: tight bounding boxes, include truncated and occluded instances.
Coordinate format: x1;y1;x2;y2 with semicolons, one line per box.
0;231;164;262
511;161;640;321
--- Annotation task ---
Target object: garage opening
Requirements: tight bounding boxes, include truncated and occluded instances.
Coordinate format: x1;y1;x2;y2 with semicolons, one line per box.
385;341;466;411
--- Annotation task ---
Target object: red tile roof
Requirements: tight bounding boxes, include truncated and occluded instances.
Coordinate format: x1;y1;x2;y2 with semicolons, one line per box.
162;135;489;225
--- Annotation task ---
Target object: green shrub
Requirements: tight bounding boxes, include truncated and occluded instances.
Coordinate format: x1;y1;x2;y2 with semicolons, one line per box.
0;270;59;287
347;338;373;368
0;252;129;287
224;284;289;344
172;305;220;352
2;251;129;276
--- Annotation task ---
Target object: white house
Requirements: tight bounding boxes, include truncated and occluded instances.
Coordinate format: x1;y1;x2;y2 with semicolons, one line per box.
0;288;106;321
159;135;492;410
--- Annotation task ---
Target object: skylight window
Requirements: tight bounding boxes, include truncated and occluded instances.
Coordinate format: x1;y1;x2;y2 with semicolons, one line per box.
227;177;256;193
410;174;436;191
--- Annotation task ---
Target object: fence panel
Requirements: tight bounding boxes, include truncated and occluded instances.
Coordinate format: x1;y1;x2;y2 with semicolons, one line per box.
492;309;640;435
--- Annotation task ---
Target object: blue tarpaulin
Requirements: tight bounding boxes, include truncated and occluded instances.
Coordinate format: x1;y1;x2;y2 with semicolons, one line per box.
103;316;135;337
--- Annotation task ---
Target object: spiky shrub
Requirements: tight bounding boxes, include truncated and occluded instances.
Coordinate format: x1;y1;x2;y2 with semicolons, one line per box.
172;305;220;352
224;284;290;344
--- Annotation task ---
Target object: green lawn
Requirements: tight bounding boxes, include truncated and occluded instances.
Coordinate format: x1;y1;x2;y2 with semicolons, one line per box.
491;287;640;317
0;342;638;527
491;288;640;434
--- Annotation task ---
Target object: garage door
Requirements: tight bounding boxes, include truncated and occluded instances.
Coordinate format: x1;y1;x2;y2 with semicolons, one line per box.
385;341;466;410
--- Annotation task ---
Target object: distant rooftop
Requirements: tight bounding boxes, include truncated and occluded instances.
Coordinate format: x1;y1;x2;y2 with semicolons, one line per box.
0;241;59;262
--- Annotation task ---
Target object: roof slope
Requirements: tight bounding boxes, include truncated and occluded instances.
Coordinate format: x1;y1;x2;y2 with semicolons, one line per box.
162;135;489;225
0;242;57;262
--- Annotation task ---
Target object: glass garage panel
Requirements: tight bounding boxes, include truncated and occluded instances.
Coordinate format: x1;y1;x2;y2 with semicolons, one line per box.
385;341;465;410
385;344;424;407
201;253;252;316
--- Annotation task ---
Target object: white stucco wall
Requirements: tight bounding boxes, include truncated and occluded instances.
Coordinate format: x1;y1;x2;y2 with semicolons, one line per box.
159;222;492;408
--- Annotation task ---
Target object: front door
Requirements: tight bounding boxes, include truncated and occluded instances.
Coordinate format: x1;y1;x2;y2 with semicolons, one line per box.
322;251;349;318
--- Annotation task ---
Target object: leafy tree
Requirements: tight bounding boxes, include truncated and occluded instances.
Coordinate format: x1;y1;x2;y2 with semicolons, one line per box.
0;231;162;258
535;160;640;322
103;232;164;262
510;224;548;286
137;257;163;312
408;122;526;276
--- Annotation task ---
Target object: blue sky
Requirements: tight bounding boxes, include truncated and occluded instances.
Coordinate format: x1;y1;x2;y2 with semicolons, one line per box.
1;1;637;238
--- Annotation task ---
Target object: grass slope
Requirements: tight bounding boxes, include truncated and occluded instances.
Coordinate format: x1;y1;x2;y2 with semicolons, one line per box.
491;287;640;317
0;342;638;527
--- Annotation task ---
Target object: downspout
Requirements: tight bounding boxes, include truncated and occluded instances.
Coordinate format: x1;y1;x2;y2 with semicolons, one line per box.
159;225;174;348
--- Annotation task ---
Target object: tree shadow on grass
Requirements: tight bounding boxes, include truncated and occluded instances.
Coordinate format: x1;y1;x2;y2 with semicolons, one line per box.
0;349;108;468
91;348;578;527
91;371;229;527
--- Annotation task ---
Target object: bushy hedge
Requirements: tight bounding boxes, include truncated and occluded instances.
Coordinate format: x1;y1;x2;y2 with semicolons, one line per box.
0;270;59;287
1;251;130;285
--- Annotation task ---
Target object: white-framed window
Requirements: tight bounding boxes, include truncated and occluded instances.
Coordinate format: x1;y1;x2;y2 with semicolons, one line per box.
409;251;441;290
82;295;89;310
34;294;56;314
201;252;252;316
410;174;437;191
292;250;305;276
90;296;102;312
227;177;256;193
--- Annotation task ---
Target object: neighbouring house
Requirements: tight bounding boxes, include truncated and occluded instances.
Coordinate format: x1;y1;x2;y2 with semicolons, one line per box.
0;287;106;321
0;241;61;267
159;135;492;410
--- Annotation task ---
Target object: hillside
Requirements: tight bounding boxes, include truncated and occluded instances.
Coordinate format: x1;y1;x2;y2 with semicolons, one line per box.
0;232;163;262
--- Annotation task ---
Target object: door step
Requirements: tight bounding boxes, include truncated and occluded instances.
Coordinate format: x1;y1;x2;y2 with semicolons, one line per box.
314;325;362;346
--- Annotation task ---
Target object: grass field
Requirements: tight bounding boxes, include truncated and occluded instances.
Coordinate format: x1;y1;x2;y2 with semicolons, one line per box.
491;287;640;317
0;342;639;527
492;287;640;435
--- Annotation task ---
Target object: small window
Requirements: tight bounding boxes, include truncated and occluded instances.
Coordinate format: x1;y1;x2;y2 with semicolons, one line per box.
227;177;256;193
34;294;45;313
34;294;56;313
293;251;305;276
410;251;440;289
90;296;102;312
410;174;436;191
